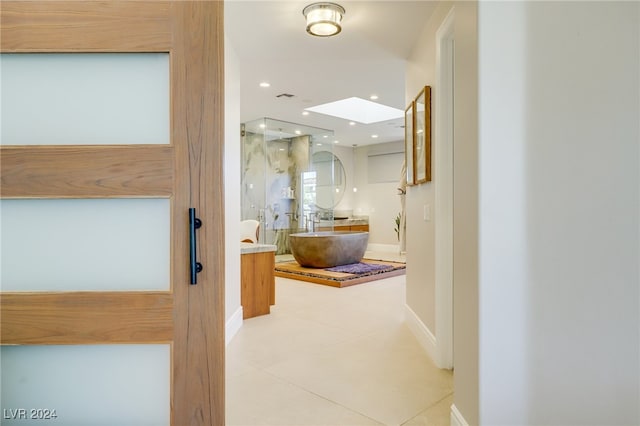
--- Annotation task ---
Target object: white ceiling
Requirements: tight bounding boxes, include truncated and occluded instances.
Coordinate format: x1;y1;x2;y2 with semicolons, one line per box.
225;1;438;146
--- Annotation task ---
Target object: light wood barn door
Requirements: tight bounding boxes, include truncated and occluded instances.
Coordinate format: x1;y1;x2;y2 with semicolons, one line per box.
0;2;225;425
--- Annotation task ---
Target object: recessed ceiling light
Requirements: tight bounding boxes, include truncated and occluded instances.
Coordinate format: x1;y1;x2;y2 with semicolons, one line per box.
259;82;270;88
370;94;379;100
295;130;302;135
302;111;310;116
371;134;379;138
305;97;403;124
334;140;339;144
259;124;266;129
323;135;328;138
279;148;285;151
349;122;356;126
317;143;323;146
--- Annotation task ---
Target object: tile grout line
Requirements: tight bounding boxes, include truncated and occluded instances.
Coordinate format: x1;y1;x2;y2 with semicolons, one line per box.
398;391;455;426
259;367;386;426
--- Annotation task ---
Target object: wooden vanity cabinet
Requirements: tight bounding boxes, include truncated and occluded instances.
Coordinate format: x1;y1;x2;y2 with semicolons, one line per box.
240;250;275;319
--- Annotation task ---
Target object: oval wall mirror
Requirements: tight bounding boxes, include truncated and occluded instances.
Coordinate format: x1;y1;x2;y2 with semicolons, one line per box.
311;151;346;209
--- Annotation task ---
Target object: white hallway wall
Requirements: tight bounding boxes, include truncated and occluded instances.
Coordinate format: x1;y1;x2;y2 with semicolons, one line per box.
404;0;455;363
477;1;639;425
404;2;481;422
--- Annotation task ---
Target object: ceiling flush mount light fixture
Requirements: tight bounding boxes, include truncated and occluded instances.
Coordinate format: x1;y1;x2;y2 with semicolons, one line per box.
302;2;345;37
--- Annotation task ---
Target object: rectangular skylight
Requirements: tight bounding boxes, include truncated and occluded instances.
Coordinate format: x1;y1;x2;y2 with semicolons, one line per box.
305;97;404;124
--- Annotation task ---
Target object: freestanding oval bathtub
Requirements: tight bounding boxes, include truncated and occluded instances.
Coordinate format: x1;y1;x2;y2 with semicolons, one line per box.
289;231;369;268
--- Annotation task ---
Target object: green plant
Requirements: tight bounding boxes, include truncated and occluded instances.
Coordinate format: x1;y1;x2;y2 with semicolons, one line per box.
394;212;401;241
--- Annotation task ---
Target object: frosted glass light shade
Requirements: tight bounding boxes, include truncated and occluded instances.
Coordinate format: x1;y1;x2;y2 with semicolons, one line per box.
303;2;345;37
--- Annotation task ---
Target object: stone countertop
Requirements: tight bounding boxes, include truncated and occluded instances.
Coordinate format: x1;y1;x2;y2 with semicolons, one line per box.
240;242;277;254
318;218;369;227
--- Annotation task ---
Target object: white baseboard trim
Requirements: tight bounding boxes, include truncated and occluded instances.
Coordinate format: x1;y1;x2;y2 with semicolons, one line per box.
450;404;468;426
225;306;243;346
367;243;400;253
404;304;438;365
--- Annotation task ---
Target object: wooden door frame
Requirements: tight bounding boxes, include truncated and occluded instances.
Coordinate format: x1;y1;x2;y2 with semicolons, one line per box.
0;2;225;424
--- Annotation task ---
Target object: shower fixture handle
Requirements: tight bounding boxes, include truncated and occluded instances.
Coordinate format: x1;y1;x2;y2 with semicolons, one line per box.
189;208;203;285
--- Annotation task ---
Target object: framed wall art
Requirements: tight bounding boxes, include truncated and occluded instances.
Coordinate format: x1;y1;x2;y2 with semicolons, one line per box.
414;86;432;183
404;100;415;185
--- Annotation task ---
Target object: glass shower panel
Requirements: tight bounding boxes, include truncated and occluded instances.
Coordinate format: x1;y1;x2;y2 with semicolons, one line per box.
266;137;294;253
301;170;317;230
241;121;267;242
241;118;333;254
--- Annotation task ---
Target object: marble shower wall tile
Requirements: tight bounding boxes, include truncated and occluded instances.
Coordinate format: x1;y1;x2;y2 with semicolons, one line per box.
242;131;266;222
242;130;311;252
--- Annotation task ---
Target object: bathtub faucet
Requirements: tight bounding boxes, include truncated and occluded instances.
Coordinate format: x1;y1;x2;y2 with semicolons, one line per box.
306;212;320;232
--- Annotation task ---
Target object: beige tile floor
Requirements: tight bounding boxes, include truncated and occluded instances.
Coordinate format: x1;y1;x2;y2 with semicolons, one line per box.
226;251;453;426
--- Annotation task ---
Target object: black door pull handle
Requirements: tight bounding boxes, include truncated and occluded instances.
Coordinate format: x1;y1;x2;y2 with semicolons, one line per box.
189;208;203;285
